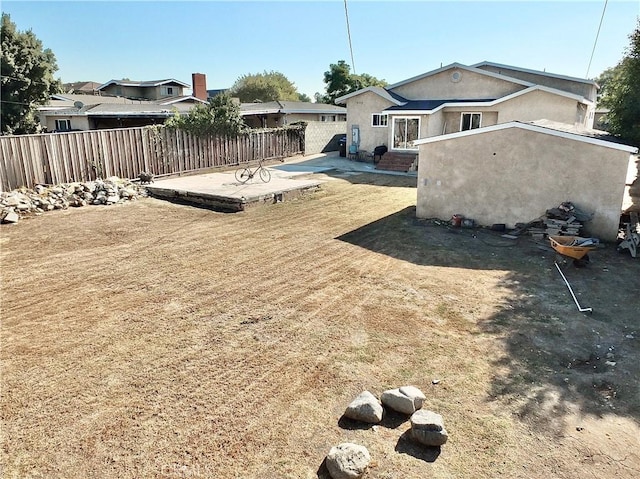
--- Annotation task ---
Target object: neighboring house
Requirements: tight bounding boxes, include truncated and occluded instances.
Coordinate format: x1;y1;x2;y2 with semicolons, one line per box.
335;61;598;155
414;120;637;240
37;73;210;131
62;81;101;95
240;101;346;128
96;78;191;101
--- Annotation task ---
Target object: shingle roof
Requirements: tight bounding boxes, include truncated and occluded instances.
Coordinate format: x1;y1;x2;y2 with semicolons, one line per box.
471;61;598;86
97;78;190;90
239;101;345;115
385;98;495;111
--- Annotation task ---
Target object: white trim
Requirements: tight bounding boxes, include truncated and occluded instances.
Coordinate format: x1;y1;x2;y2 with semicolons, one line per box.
391;116;421;150
413;121;639;153
97;78;190;91
335;86;406;106
371;113;388;127
471;61;598;86
460;112;482;131
54;119;72;131
159;96;207;105
386;62;534;90
382;85;592;116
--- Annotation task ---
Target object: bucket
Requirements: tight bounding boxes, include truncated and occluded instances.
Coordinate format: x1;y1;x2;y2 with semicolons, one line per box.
451;214;464;227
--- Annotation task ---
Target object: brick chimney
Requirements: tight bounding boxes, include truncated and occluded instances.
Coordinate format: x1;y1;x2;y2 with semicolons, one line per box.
192;73;207;101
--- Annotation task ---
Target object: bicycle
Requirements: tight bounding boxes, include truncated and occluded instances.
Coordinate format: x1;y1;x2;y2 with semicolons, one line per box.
235;159;271;184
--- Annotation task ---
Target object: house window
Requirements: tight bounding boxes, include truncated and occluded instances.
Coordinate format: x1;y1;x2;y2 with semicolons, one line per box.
460;112;482;131
55;119;71;131
320;115;337;122
392;117;420;150
161;86;175;96
372;113;388;127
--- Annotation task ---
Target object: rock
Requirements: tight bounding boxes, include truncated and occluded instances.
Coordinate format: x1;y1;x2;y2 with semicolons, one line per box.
1;209;19;223
325;443;370;479
381;386;426;414
399;385;426;409
106;195;119;204
410;410;448;446
344;391;383;424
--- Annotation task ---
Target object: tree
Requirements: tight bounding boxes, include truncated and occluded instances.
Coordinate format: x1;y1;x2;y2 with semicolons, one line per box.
598;20;640;146
1;13;61;134
316;60;387;104
165;93;248;136
229;71;304;103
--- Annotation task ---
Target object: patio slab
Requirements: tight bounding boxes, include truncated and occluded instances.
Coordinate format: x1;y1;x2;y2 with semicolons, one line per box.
146;168;322;212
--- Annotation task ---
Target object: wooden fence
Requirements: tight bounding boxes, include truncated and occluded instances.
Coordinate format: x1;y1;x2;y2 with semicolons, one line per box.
0;125;305;191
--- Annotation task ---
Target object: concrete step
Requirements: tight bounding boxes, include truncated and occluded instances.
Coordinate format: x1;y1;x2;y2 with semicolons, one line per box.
376;152;417;172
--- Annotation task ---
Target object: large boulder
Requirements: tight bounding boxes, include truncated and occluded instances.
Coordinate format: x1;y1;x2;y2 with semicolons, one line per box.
381;386;426;414
343;391;383;424
410;409;448;446
325;443;371;479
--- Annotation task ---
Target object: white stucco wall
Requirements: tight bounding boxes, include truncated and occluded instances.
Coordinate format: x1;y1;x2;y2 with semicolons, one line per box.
344;91;394;152
495;90;581;125
390;68;525;101
416;127;633;240
475;65;597;102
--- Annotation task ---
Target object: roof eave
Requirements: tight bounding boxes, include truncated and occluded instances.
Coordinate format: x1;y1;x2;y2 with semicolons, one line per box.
414;121;638;153
471;61;598;86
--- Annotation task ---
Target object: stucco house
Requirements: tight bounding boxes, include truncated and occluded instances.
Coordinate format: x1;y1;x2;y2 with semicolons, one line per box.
37;73;212;131
414;120;638;240
96;78;191;101
335;61;598;170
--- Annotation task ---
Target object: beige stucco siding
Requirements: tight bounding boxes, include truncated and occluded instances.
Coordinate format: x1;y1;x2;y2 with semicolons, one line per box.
496;90;581;125
476;65;597;102
344;91;394;152
417;127;631;240
391;69;524;101
440;110;499;134
43;115;90;131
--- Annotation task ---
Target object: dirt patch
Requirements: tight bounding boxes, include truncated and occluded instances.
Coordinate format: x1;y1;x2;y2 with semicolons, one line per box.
1;172;639;478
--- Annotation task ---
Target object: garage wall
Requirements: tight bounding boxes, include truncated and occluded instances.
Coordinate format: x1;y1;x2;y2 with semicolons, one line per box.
416;127;632;240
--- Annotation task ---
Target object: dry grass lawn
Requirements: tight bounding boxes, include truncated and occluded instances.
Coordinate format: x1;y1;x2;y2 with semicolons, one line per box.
1;171;639;478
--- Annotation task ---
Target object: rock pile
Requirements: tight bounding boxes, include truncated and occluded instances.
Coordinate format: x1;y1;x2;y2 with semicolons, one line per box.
326;385;447;479
0;177;148;224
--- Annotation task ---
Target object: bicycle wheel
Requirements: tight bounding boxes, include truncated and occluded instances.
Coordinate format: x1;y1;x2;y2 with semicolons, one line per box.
235;167;251;184
259;167;271;183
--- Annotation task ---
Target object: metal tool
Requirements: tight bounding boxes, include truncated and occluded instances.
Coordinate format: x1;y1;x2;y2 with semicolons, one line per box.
554;261;593;313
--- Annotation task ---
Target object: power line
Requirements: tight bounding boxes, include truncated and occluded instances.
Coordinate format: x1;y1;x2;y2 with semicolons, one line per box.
586;0;608;78
344;0;356;74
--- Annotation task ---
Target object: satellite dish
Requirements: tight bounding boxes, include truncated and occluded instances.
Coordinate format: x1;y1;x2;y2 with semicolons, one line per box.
74;101;84;109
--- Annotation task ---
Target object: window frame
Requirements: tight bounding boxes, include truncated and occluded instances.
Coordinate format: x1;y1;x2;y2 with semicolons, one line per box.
371;113;388;128
391;116;421;150
460;112;482;131
55;119;71;131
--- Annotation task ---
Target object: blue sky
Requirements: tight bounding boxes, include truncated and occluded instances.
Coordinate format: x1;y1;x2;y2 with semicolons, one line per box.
3;1;639;99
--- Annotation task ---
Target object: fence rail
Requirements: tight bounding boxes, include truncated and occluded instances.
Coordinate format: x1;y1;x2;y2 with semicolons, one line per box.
0;125;305;191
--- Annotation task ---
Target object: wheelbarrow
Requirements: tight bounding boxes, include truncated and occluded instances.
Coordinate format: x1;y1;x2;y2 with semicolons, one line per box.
549;235;599;313
549;235;598;267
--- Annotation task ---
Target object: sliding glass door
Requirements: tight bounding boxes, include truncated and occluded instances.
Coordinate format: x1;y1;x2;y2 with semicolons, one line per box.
392;117;420;150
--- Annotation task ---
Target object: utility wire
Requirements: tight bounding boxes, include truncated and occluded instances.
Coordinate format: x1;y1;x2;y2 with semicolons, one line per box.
344;0;356;74
586;0;608;78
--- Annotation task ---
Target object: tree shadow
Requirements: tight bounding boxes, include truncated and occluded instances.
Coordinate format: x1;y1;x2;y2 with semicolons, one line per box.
336;206;640;433
395;430;441;463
